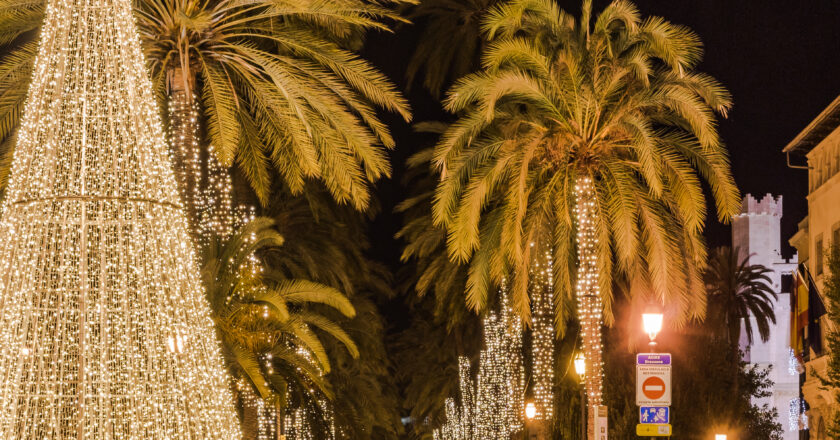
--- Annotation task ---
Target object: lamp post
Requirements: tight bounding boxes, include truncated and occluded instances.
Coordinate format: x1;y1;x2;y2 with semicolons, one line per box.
642;305;664;351
524;402;537;440
574;353;586;440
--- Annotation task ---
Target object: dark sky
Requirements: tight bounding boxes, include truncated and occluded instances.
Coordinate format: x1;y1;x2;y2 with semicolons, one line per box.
362;0;840;275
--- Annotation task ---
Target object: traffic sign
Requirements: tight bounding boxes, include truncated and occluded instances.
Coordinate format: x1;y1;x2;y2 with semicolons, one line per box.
636;353;671;406
640;407;669;424
637;353;671;365
636;424;672;436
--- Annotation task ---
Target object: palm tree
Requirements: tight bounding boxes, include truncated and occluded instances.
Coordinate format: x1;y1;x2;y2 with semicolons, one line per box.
431;0;740;434
0;0;411;232
705;246;777;348
202;217;359;436
405;0;501;98
264;187;407;439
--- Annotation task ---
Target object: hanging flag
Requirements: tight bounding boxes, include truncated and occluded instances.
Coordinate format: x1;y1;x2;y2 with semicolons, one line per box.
790;268;808;361
805;267;828;356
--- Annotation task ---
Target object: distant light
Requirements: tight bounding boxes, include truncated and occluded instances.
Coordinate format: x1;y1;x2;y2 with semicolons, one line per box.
715;435;727;440
525;402;537;420
574;352;586;377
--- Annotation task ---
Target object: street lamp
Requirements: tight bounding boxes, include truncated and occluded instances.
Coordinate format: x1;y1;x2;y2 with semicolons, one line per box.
574;352;586;379
642;305;664;350
525;402;537;420
714;435;727;440
574;353;586;440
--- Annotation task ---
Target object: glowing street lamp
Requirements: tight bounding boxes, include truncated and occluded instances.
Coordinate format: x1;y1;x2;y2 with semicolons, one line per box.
715;435;727;440
525;402;537;420
642;305;664;349
574;352;586;380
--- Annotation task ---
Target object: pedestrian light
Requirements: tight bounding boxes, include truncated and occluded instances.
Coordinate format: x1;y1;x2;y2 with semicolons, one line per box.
525;402;537;420
574;352;586;378
642;305;664;348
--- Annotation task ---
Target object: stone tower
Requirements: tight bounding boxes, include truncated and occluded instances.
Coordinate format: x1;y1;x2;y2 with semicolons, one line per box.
731;194;799;439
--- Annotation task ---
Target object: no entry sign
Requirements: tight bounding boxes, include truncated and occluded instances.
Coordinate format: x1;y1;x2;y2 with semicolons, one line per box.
636;353;671;406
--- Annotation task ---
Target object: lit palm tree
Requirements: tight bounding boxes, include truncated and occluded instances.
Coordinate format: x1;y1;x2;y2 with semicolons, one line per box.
264;187;406;438
705;246;777;348
431;0;739;434
202;217;359;435
0;0;411;229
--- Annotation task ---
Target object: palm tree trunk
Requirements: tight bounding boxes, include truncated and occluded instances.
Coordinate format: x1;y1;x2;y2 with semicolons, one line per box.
167;70;203;238
574;175;604;440
167;68;236;245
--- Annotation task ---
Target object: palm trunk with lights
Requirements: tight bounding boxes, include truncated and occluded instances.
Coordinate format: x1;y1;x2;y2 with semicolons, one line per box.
574;175;604;440
167;71;203;238
167;69;236;246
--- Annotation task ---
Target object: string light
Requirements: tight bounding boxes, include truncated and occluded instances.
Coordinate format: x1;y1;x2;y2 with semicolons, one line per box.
166;93;251;247
0;0;241;437
530;248;555;421
434;284;525;438
575;175;604;429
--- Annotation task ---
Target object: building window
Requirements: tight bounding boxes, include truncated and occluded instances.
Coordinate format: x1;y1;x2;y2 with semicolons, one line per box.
816;236;824;276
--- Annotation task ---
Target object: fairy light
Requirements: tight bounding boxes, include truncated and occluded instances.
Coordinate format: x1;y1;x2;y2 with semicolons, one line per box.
575;175;604;431
434;285;525;438
0;0;241;437
167;93;203;237
530;247;555;421
166;93;246;248
501;281;526;432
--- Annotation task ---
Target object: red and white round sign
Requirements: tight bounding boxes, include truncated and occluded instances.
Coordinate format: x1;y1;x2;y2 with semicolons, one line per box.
642;376;666;400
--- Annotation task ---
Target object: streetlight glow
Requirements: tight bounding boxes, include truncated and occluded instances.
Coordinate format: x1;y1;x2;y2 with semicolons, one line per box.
642;304;664;347
525;402;537;420
642;312;663;339
574;353;586;378
715;435;727;440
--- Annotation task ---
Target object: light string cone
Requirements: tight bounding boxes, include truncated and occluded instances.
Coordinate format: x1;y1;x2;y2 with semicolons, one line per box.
0;0;241;437
574;175;604;440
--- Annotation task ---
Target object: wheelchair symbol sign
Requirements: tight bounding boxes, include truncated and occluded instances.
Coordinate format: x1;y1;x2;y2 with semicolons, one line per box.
640;407;669;424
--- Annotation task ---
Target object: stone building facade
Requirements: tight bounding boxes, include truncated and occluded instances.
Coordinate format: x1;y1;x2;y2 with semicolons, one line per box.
784;94;840;439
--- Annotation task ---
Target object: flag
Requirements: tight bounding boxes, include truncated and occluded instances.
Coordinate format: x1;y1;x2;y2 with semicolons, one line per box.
805;267;828;356
790;267;808;361
789;264;828;361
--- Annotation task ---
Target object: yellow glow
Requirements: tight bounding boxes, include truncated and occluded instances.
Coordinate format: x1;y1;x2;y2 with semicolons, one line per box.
574;352;586;377
0;0;241;436
525;402;537;420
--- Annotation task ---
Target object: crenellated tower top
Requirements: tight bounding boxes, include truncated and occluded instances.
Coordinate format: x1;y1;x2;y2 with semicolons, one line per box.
737;193;784;217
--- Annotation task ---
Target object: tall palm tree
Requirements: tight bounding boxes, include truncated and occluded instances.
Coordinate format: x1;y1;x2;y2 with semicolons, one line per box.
705;246;777;348
264;186;406;439
202;217;359;435
431;0;740;434
405;0;501;98
0;0;411;231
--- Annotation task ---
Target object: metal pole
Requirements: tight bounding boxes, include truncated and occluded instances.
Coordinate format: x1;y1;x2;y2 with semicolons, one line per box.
580;385;586;440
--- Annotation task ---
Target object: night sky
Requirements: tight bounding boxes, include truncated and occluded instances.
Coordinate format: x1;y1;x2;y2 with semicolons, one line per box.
362;0;840;278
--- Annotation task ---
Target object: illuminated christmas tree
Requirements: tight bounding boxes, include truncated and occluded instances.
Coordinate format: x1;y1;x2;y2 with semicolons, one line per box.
0;0;241;437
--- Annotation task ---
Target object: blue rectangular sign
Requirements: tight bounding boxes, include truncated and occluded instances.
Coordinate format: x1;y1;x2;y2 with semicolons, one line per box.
640;407;670;424
636;353;671;365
